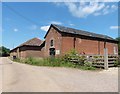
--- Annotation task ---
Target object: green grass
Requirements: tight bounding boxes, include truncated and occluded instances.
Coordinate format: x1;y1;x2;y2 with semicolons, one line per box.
114;59;120;67
12;57;97;70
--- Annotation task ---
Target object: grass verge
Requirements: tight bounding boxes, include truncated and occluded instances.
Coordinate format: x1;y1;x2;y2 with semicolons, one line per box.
12;57;97;70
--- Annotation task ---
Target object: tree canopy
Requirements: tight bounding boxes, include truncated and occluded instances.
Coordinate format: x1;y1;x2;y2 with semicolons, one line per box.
0;46;10;57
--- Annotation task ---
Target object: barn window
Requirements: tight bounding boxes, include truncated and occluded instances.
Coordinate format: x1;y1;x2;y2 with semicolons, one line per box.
50;40;54;46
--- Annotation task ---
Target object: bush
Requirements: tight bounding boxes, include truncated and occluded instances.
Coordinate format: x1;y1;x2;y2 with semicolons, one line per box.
114;59;119;67
63;49;86;65
79;66;96;70
13;58;21;62
64;49;79;59
21;57;63;67
12;56;96;70
78;56;86;65
0;46;10;57
24;57;43;65
84;61;92;67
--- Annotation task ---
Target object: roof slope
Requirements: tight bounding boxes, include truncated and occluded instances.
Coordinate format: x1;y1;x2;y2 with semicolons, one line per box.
19;38;42;47
45;24;116;41
10;38;43;52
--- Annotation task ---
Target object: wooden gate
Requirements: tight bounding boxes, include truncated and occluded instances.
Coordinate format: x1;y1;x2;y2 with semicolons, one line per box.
80;54;118;69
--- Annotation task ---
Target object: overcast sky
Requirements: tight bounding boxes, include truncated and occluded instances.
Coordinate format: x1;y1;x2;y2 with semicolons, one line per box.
2;2;118;49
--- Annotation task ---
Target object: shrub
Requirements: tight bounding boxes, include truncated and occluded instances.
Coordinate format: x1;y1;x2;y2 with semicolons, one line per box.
114;59;119;67
64;49;79;59
78;56;86;65
13;58;21;62
23;57;42;65
24;57;33;64
12;56;96;70
84;61;93;67
83;61;96;70
47;57;61;67
63;49;86;65
79;66;96;70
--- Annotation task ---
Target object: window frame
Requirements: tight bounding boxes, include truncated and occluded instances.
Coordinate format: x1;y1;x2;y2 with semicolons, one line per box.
50;39;54;47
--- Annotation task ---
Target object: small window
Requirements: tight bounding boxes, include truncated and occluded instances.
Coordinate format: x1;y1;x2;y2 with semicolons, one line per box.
50;40;54;46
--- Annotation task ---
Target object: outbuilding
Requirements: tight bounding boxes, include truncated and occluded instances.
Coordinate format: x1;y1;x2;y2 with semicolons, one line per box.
10;24;118;58
10;38;45;59
43;24;118;57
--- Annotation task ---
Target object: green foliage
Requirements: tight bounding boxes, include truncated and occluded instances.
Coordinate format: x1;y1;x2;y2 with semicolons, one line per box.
64;49;78;60
24;57;43;65
0;46;10;57
13;58;21;62
68;49;78;55
12;49;97;70
79;66;96;70
84;61;92;67
13;57;96;70
64;49;86;65
78;56;86;65
94;56;100;58
114;59;120;67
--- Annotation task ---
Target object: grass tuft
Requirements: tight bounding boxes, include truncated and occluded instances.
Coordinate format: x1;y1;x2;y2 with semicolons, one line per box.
13;57;96;70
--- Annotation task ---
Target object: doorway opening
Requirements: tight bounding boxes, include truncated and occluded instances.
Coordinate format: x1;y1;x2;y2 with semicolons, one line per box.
49;48;55;57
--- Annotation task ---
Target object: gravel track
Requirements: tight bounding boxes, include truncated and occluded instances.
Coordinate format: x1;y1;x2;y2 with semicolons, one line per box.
0;57;118;92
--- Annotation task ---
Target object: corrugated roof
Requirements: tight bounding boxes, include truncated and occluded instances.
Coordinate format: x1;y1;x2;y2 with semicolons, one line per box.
50;24;116;41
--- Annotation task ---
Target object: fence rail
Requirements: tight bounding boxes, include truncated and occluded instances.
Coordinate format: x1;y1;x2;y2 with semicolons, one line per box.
69;54;118;69
85;54;117;68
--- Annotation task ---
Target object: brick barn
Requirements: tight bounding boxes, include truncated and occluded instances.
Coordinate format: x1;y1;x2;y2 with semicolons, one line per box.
43;24;118;57
10;24;118;58
10;38;45;58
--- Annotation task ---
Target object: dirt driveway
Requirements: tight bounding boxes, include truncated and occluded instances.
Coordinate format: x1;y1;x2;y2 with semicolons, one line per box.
0;57;118;92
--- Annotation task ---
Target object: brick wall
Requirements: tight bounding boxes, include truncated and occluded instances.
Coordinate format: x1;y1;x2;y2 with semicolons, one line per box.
61;36;118;55
74;38;99;55
25;46;43;58
61;36;74;55
10;46;44;59
45;27;118;57
10;27;118;58
19;46;26;58
44;27;62;57
23;46;43;58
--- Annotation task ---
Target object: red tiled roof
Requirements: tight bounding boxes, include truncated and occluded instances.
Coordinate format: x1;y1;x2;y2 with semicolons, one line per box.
19;38;42;46
10;38;43;52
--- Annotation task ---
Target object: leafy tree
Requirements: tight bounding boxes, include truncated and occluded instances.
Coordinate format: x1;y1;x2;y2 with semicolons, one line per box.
0;46;10;57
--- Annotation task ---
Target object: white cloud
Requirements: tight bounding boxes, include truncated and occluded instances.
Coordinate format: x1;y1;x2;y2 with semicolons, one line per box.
69;23;75;26
110;26;120;29
40;25;50;32
55;2;117;18
111;5;117;10
49;21;62;25
40;21;63;32
13;28;18;32
102;5;110;15
53;0;119;2
2;0;119;2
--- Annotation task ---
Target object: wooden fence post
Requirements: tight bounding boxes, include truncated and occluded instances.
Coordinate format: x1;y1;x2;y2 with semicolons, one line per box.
104;48;108;70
